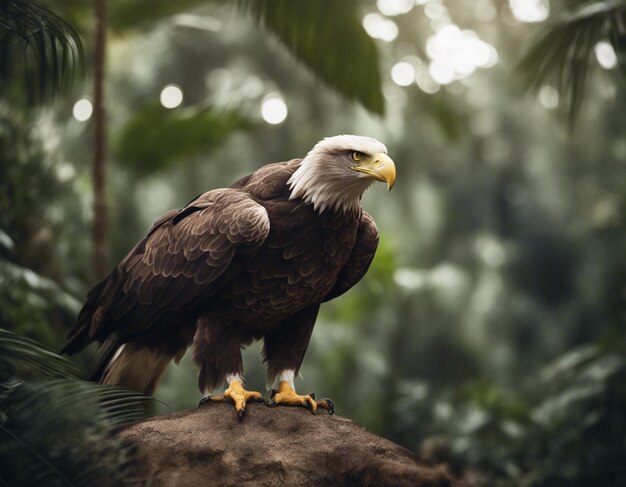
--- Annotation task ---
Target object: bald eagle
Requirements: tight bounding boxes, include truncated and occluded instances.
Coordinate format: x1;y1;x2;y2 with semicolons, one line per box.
62;135;396;419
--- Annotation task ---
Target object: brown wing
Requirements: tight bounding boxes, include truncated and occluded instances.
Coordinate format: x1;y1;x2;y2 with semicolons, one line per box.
63;189;270;352
231;159;300;198
323;211;379;302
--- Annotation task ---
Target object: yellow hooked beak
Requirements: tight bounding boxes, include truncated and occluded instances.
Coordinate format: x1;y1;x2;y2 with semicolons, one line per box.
350;153;396;190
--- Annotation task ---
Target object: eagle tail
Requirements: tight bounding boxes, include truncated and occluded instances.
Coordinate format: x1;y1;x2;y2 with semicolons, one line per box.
97;342;175;396
87;335;121;382
61;275;111;356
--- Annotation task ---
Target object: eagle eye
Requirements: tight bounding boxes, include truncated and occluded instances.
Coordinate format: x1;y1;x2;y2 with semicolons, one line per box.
351;151;364;162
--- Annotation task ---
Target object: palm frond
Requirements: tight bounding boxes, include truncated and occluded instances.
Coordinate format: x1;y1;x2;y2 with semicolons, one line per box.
0;0;83;104
517;0;626;128
0;328;78;380
238;0;385;115
0;379;150;486
0;329;153;486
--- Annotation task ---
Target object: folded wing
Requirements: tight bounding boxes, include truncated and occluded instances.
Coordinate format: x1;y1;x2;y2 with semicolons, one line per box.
323;211;379;302
63;189;270;353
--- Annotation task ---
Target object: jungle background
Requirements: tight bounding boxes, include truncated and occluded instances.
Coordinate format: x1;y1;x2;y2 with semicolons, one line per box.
1;0;625;485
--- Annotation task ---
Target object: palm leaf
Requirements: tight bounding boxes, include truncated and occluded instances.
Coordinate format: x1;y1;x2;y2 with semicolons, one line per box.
0;329;153;486
238;0;385;115
517;0;626;128
0;328;78;380
0;0;83;104
0;380;150;486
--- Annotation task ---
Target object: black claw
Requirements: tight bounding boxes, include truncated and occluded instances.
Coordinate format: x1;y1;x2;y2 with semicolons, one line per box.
250;396;266;404
198;396;212;407
267;398;278;408
309;392;316;400
270;389;278;399
321;398;335;415
237;409;245;421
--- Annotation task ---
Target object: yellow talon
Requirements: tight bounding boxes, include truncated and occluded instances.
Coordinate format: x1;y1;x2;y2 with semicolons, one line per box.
199;380;265;420
267;381;334;415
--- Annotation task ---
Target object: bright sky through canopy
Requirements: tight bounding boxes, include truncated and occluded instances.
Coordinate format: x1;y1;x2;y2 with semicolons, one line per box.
425;24;497;85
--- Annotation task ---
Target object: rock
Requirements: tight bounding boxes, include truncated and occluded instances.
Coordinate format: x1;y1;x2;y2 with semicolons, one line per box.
119;402;461;486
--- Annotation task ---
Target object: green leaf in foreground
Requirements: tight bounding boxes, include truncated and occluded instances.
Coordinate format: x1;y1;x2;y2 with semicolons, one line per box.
0;0;83;104
239;0;385;115
0;328;153;487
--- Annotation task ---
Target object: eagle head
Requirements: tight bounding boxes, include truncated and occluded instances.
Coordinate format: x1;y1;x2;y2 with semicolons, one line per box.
288;135;396;214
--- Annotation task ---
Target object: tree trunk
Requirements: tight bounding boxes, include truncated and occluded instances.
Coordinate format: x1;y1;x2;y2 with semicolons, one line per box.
91;0;109;281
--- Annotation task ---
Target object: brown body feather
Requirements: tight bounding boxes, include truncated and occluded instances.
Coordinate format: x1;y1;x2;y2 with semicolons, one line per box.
62;159;379;394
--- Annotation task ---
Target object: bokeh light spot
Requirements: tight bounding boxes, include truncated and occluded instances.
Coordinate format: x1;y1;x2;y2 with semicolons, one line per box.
424;2;447;20
416;70;440;94
595;41;617;70
475;235;506;267
509;0;548;23
539;85;559;109
376;0;414;16
72;98;93;122
160;84;183;109
261;94;288;125
425;24;498;83
362;13;398;42
391;62;416;86
429;61;455;85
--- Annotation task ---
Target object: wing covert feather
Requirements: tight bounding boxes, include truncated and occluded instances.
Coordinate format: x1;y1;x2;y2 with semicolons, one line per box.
91;189;269;339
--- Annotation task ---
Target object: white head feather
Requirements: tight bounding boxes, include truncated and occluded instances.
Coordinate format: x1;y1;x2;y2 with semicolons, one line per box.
288;135;388;214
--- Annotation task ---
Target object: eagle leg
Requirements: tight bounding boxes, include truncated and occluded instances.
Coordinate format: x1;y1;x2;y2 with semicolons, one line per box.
267;381;334;415
199;380;265;421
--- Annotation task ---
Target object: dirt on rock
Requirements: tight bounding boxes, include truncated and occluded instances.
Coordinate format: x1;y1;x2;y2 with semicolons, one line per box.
119;402;461;486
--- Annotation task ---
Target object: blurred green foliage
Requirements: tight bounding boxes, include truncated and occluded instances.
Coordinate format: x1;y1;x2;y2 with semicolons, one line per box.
518;0;626;127
420;342;626;486
108;0;384;114
109;0;210;32
117;102;251;174
0;111;86;348
1;0;625;486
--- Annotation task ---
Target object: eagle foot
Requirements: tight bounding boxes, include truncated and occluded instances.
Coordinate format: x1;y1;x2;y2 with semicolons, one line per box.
267;381;334;415
199;380;265;421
